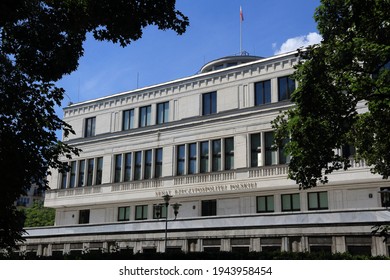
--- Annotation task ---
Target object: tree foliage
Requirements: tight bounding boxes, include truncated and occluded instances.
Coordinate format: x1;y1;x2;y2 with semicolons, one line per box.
272;0;390;189
0;0;188;251
22;201;55;228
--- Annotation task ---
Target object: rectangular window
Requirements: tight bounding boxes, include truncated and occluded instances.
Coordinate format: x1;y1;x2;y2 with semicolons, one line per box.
200;141;209;173
380;187;390;208
265;132;277;165
84;117;96;137
202;92;217;115
155;148;163;178
255;80;271;105
250;134;262;167
144;150;152;179
257;195;274;213
212;139;221;172
135;205;148;220
96;157;103;185
177;145;185;176
157;102;169;124
139;105;151;127
69;161;76;188
201;200;217;216
61;168;67;189
122;109;134;130
114;154;122;183
118;206;130;221
134;151;142;180
224;137;234;170
188;143;197;174
153;204;167;219
87;159;94;186
308;192;328;210
78;160;85;187
278;76;295;101
281;193;300;211
78;209;90;224
124;153;132;182
279;138;290;164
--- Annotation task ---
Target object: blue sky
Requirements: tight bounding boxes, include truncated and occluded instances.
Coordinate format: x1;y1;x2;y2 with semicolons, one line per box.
56;0;321;110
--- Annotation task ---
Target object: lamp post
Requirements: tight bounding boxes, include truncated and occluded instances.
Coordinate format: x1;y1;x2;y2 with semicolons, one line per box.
154;194;181;252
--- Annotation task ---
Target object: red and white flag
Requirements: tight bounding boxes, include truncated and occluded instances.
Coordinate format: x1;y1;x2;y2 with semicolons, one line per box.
240;6;244;21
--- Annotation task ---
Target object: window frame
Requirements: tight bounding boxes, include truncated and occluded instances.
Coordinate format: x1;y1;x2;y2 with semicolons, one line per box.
122;109;135;131
308;191;329;210
135;205;148;220
201;199;217;216
156;101;169;124
278;76;295;101
139;105;152;127
84;117;96;137
118;206;130;221
256;195;275;213
255;80;271;105
202;92;217;116
281;193;300;212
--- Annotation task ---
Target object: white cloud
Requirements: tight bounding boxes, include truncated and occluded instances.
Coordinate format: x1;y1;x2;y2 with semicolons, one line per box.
274;32;322;55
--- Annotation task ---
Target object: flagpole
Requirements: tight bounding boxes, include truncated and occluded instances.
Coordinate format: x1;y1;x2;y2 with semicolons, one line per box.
240;6;243;55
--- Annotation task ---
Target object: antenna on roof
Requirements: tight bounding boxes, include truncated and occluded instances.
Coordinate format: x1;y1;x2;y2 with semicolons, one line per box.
240;6;244;55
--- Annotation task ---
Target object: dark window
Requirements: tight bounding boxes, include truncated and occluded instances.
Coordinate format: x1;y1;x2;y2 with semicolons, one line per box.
278;76;295;101
342;144;356;158
250;134;261;167
135;205;148;220
201;200;217;216
139;105;151;127
86;159;94;186
212;139;221;172
224;137;234;170
255;80;271;105
200;141;209;173
144;150;152;179
257;195;274;213
202;92;217;115
84;117;96;137
308;192;328;210
157;102;169;124
279;138;290;164
61;170;67;189
122;109;134;130
96;157;103;185
78;160;85;187
265;132;276;165
118;206;130;221
188;143;197;174
153;204;167;219
114;154;122;183
380;187;390;208
177;145;185;175
124;153;132;182
79;209;90;224
134;152;142;180
281;193;300;211
155;148;163;178
69;161;76;188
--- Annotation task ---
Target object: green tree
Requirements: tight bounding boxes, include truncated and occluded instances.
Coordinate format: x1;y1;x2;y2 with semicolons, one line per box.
272;0;390;189
0;0;188;251
23;202;55;228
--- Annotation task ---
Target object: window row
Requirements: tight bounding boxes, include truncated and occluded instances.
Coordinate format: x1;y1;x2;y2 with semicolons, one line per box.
113;148;163;183
61;157;103;189
176;137;234;176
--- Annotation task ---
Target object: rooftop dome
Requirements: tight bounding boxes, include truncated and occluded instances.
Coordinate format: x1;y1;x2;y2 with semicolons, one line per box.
200;52;263;73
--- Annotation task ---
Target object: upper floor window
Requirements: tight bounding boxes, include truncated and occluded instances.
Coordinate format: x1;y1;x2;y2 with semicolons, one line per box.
250;133;262;167
202;92;217;115
157;102;169;124
212;139;222;172
308;192;328;210
114;154;122;183
281;193;300;212
144;150;152;179
188;143;197;174
278;76;295;101
255;80;271;105
118;206;130;221
177;145;185;176
78;160;85;187
86;159;94;186
224;137;234;170
84;117;96;137
79;209;90;224
257;195;274;213
135;205;148;220
122;109;134;130
155;148;163;178
139;105;151;127
201;199;217;216
96;157;103;185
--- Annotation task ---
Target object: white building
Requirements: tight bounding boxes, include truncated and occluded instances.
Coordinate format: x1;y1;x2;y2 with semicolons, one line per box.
22;51;390;257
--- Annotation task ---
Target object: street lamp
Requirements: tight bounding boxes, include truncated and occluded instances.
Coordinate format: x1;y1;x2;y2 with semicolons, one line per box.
154;194;181;252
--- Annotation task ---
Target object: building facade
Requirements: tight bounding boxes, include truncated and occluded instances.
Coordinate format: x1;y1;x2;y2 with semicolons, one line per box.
22;51;390;257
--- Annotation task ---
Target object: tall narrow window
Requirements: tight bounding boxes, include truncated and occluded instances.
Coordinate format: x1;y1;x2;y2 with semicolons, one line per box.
61;171;67;189
278;76;295;101
281;193;300;211
135;205;148;220
118;206;130;221
78;160;85;187
201;200;217;216
114;154;122;183
87;159;94;186
122;109;134;130
202;92;217;115
177;145;185;176
279;138;290;164
84;117;96;137
308;192;328;210
124;153;132;182
134;151;142;180
250;134;262;167
144;150;152;179
212;139;221;172
265;132;276;165
139;105;151;127
200;141;209;173
69;161;76;188
224;137;234;170
155;148;163;178
96;157;103;185
188;143;197;174
255;80;271;105
157;102;169;124
257;195;274;213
